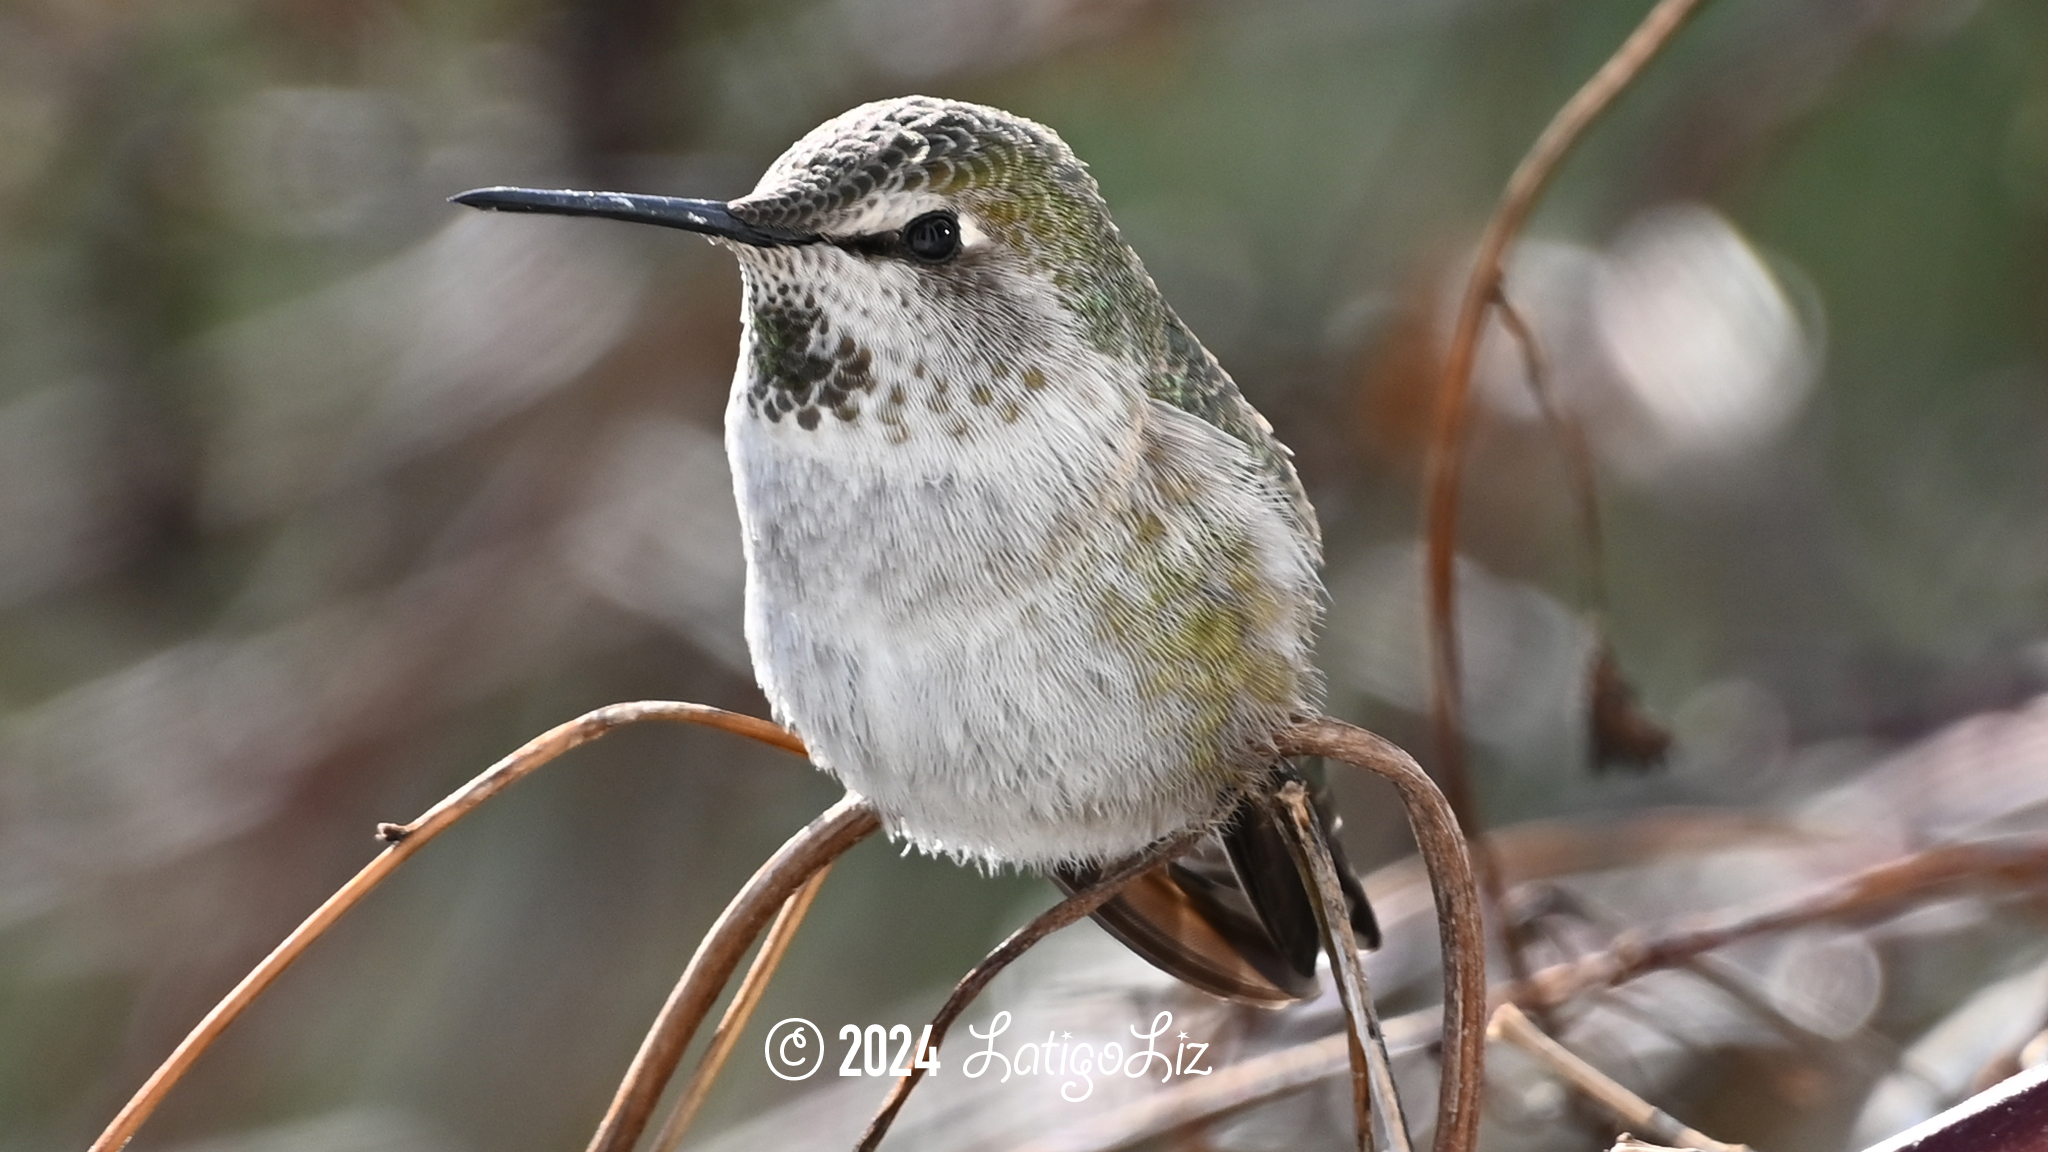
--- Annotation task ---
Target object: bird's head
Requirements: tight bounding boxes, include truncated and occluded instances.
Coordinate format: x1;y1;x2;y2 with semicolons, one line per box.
455;97;1170;436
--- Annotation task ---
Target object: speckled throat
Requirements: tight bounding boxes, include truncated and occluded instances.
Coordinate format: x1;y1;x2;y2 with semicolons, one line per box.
733;239;1080;445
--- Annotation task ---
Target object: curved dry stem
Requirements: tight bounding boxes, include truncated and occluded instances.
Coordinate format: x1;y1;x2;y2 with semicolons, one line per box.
1272;780;1412;1152
853;826;1208;1152
1282;717;1485;1152
88;700;808;1152
588;793;879;1152
651;864;835;1152
1490;289;1606;615
1452;293;1580;1021
1419;0;1710;862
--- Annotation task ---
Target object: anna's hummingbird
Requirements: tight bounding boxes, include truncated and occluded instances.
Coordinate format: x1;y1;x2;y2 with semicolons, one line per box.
455;96;1375;1004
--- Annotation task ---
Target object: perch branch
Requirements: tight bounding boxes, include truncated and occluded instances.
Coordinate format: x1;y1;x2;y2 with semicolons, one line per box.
1273;780;1413;1152
88;701;808;1152
1281;717;1485;1152
588;793;878;1152
652;862;837;1152
853;826;1209;1152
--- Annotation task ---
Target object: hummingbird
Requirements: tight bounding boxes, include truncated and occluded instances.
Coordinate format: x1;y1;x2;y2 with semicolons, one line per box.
454;96;1376;1004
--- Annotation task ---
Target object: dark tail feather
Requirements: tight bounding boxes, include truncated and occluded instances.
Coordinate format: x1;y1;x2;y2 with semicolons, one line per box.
1053;767;1379;1005
1219;793;1323;981
1055;850;1313;1004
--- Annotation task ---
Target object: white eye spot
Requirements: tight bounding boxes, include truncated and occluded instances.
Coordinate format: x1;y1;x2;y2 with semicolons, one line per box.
826;197;985;255
832;196;948;238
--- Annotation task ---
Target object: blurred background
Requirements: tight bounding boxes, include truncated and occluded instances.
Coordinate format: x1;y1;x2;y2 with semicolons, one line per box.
3;0;2046;1149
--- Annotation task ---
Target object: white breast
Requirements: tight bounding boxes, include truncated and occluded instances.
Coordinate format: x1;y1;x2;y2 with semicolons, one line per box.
722;254;1319;868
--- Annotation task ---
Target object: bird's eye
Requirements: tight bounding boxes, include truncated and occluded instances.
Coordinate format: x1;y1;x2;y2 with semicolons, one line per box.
902;211;960;263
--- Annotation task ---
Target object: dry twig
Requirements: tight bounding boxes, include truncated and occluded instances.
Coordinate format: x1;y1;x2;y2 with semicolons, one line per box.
88;701;811;1152
1514;836;2048;1012
1492;288;1672;778
853;825;1210;1152
1489;1003;1751;1152
1008;830;2048;1152
1281;717;1486;1152
1489;289;1607;617
1416;1;1704;1077
1519;883;1909;1077
587;794;878;1152
1273;780;1413;1152
1422;0;1711;812
653;863;837;1152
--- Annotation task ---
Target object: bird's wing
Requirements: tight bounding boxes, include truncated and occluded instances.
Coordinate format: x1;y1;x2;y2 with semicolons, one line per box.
1053;770;1381;1007
1143;308;1320;547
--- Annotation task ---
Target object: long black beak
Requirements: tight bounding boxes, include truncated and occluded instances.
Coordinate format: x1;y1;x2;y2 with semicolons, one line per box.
449;186;812;248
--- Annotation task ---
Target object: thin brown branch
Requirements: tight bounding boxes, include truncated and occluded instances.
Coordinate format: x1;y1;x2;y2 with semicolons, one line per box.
1281;717;1485;1152
1435;291;1554;1012
588;793;879;1152
88;700;809;1152
1489;1003;1751;1152
1419;0;1710;868
853;826;1209;1152
1525;883;1911;1076
1490;288;1607;614
652;862;836;1152
1273;780;1411;1152
1514;836;2048;1011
